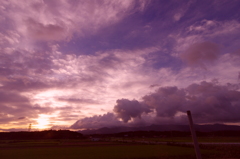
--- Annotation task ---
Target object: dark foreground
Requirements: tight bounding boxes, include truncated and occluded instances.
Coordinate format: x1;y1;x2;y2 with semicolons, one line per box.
1;139;240;159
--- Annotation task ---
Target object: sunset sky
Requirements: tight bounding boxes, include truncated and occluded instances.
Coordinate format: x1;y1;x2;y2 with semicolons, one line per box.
1;0;240;131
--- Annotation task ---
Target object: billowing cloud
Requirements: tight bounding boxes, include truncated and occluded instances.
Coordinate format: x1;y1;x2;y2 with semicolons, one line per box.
142;86;186;117
113;99;151;122
71;80;240;129
71;112;122;129
142;81;240;123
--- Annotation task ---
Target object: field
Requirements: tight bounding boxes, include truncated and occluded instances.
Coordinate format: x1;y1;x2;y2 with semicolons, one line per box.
114;136;240;143
0;138;240;159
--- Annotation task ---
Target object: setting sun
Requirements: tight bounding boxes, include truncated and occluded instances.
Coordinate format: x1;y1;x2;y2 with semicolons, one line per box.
34;114;51;130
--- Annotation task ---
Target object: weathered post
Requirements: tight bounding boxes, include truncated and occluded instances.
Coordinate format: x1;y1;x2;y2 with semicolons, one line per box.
187;110;202;159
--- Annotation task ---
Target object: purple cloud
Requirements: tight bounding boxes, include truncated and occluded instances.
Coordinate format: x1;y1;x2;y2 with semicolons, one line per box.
71;81;240;129
113;98;151;122
0;0;240;130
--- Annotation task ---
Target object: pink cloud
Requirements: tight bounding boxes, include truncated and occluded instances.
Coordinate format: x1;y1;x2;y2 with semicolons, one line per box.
0;0;147;43
71;112;122;129
26;18;66;41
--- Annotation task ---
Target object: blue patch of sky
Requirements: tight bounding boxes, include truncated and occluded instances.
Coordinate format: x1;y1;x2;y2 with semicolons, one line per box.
143;51;183;72
180;0;240;22
59;0;240;56
59;2;180;55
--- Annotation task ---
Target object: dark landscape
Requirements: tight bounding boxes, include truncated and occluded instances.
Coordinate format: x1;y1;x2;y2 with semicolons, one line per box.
79;124;240;135
1;124;240;159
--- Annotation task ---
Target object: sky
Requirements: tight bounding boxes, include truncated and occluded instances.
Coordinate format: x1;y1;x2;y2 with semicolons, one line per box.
0;0;240;131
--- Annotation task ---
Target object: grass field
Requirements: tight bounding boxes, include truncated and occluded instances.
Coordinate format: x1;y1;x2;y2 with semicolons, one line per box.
0;144;199;159
0;139;240;159
115;136;240;143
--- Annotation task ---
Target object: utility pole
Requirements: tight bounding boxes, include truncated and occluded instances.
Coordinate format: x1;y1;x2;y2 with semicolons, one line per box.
238;72;240;82
187;110;202;159
28;123;32;132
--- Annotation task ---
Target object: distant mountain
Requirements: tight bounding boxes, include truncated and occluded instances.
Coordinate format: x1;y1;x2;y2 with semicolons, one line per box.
79;124;240;135
195;124;240;132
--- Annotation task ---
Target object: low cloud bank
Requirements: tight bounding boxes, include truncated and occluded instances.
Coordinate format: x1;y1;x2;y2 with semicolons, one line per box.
71;113;122;129
71;80;240;129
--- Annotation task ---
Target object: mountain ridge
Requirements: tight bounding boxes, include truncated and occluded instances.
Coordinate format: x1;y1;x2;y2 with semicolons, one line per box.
78;124;240;134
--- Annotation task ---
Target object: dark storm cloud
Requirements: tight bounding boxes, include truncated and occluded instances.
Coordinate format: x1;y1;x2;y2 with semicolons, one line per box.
113;99;151;122
72;81;240;129
142;86;186;117
144;81;240;123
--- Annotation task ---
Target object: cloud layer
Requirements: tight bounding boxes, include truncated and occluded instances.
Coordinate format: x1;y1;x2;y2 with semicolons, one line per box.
0;0;240;130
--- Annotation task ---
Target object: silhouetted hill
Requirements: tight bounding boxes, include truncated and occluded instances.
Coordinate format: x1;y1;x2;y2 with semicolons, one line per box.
195;124;240;131
79;124;240;135
0;130;83;140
